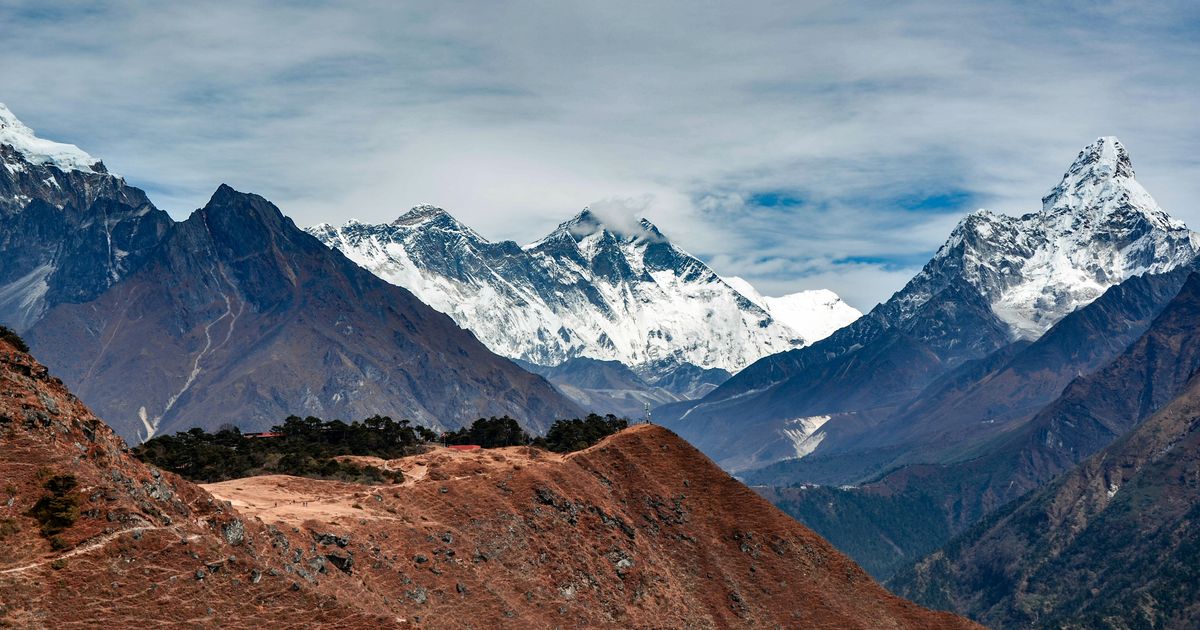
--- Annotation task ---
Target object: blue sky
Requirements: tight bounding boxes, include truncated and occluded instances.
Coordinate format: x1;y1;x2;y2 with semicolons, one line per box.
2;0;1198;309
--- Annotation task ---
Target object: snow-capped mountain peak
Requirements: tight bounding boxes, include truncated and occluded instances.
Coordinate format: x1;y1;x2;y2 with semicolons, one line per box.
723;276;862;344
532;208;668;249
0;103;104;174
393;203;453;225
922;137;1199;339
1042;136;1174;227
308;208;861;375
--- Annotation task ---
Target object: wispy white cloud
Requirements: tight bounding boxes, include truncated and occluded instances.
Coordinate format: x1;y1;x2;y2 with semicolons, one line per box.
2;0;1197;310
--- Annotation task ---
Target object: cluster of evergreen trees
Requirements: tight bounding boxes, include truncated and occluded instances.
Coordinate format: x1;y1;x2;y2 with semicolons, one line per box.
134;415;430;484
443;413;628;452
135;413;630;484
537;413;629;452
443;416;532;448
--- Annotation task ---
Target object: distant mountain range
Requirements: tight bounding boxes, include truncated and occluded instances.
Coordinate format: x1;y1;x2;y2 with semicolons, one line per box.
0;104;580;440
307;208;860;386
659;136;1200;476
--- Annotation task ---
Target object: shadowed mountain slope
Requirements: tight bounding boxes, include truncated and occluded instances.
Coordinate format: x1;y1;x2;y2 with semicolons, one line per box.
27;185;580;441
766;271;1200;581
895;369;1200;628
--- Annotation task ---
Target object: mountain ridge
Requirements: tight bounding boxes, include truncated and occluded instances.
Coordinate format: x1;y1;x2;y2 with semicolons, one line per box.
308;206;860;377
26;183;582;441
765;268;1200;582
660;136;1199;475
893;276;1200;627
0;331;978;629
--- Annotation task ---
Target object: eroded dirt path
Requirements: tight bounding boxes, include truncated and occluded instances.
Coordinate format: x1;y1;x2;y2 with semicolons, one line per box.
0;526;169;576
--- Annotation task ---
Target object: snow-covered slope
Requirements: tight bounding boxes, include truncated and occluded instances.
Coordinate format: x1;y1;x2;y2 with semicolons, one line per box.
308;208;855;375
898;136;1199;340
723;276;861;343
0;105;171;331
0;103;102;174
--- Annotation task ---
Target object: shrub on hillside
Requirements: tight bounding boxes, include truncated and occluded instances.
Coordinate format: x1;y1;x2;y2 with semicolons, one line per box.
26;474;80;539
0;325;29;353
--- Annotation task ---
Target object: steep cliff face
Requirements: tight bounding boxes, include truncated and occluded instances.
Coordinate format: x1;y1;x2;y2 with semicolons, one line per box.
0;104;173;331
27;185;581;441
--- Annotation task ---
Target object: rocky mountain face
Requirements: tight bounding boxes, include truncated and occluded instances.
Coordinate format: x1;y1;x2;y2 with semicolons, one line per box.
25;185;581;441
768;269;1200;582
307;208;859;381
0;104;173;331
749;266;1194;487
895;347;1200;628
0;334;977;629
661;137;1200;474
903;137;1197;339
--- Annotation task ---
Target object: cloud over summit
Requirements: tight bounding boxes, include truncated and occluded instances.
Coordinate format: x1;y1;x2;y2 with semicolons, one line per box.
2;0;1197;309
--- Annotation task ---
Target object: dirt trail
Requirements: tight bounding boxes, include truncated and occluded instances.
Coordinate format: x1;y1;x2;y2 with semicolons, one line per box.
0;526;169;576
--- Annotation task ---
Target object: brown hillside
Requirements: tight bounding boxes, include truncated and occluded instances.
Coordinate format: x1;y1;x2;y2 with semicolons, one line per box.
0;334;976;628
0;334;393;628
201;424;979;628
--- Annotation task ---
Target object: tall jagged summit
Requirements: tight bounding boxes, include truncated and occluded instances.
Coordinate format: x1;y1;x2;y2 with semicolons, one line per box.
921;136;1198;338
1044;136;1137;211
390;204;459;226
309;206;861;378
